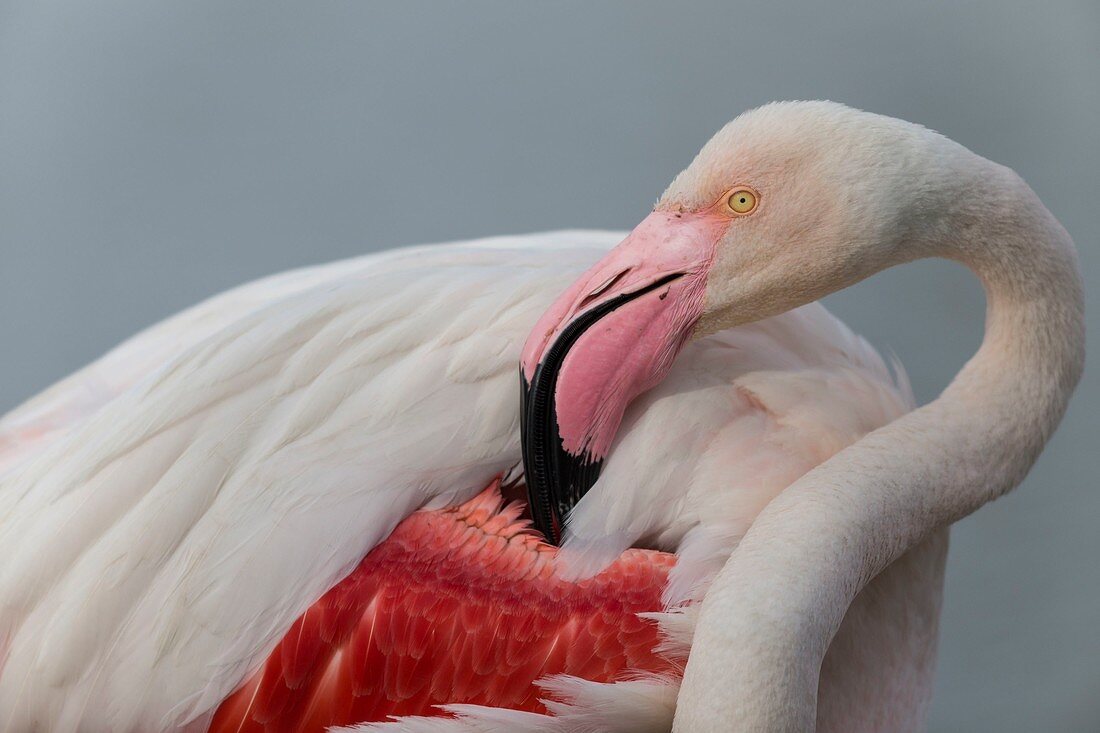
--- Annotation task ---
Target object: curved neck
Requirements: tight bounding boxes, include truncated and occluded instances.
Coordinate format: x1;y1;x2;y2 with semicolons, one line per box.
673;172;1084;731
901;190;1084;542
926;171;1083;519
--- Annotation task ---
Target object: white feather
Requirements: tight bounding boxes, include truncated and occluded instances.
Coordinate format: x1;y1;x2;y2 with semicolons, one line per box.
332;676;680;733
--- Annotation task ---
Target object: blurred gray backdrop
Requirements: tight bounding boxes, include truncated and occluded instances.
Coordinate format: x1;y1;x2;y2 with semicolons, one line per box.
1;1;1096;730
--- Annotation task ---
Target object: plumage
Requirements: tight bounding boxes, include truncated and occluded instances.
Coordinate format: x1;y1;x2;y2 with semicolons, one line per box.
0;230;910;732
208;480;678;732
5;100;1073;733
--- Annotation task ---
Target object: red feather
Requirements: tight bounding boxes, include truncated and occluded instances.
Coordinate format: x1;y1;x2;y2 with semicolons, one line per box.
210;479;677;732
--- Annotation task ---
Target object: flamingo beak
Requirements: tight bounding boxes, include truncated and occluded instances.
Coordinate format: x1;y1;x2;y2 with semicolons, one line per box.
520;209;730;543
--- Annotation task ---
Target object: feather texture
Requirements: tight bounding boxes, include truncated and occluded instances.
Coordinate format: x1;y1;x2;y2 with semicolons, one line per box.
208;481;678;733
0;232;910;732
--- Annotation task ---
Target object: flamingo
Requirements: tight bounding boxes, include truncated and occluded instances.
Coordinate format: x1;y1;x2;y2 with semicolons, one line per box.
0;101;1082;733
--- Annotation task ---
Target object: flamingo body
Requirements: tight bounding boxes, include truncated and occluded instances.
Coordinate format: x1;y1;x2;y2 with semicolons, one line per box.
0;230;913;731
210;480;676;732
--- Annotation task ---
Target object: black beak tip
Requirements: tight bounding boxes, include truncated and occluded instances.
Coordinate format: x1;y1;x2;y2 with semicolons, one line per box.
520;369;603;546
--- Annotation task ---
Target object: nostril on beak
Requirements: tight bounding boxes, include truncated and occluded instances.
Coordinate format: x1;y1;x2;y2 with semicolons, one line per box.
576;268;631;312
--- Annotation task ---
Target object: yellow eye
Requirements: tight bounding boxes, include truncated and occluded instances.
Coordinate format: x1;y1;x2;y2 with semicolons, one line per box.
726;188;758;215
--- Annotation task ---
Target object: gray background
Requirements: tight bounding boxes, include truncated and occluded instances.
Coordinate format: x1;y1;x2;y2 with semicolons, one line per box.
1;1;1096;730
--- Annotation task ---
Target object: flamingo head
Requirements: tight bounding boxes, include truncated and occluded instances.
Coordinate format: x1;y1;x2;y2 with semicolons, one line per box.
521;101;968;542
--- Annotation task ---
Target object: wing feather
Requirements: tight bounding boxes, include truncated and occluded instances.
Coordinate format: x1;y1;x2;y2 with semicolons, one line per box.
0;233;620;732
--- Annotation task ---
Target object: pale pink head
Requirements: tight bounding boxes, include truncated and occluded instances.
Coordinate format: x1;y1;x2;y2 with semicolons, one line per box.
521;101;975;541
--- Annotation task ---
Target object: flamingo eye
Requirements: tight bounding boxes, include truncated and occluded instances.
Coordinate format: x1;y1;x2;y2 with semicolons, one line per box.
726;188;758;215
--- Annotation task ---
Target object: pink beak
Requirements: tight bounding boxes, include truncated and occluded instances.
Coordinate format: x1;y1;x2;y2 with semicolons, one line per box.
520;209;731;542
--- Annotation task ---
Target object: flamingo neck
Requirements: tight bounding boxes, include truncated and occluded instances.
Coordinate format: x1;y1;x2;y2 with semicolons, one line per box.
673;166;1084;732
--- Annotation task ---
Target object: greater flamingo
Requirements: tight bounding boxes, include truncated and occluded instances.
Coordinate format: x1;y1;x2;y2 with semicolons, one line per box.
0;101;1082;732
